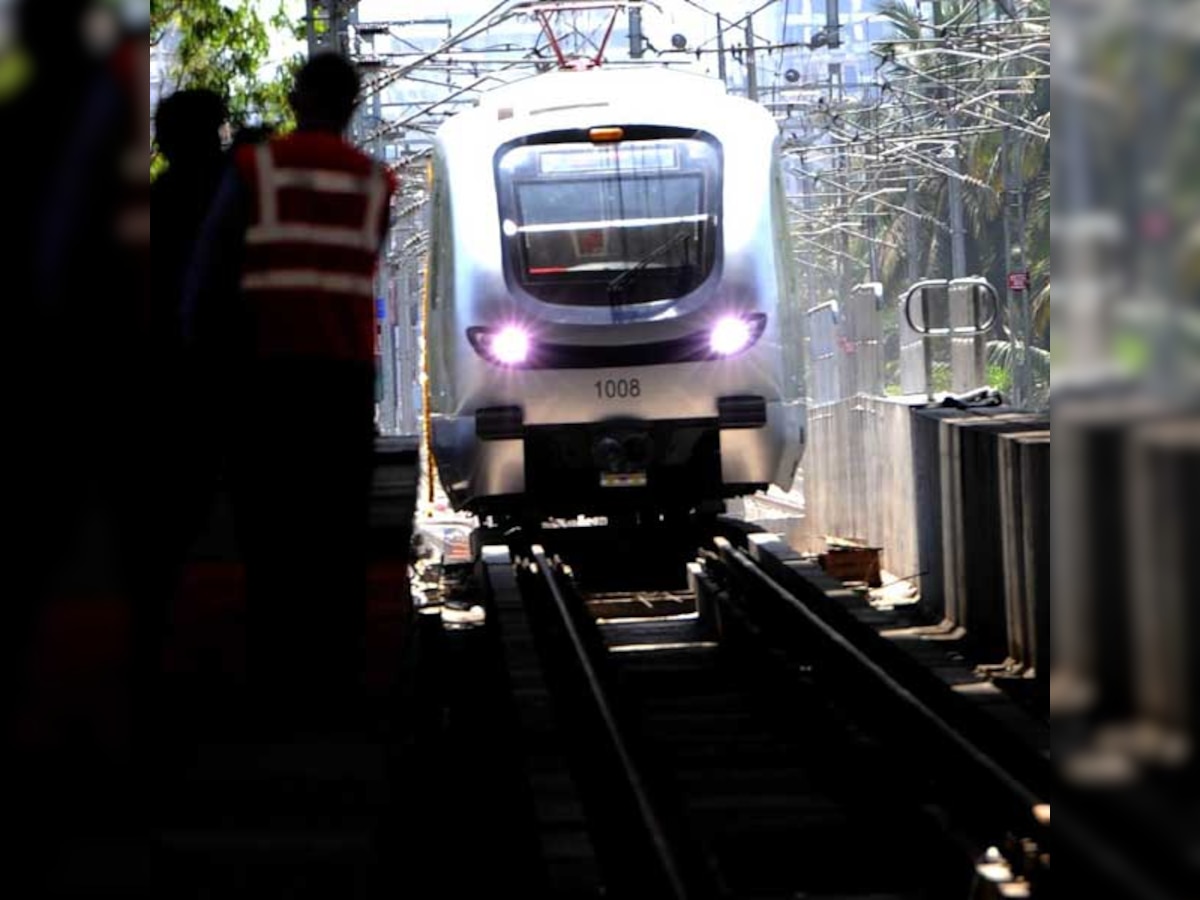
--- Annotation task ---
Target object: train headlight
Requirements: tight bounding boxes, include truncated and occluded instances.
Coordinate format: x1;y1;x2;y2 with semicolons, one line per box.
471;324;531;366
709;316;756;356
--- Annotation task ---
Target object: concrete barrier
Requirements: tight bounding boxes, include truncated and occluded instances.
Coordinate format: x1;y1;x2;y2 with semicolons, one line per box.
939;413;1049;663
798;396;921;585
1051;393;1182;719
998;431;1050;686
1127;418;1198;741
803;401;1052;677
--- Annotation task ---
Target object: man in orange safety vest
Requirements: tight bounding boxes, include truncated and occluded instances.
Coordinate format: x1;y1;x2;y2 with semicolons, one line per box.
184;53;396;735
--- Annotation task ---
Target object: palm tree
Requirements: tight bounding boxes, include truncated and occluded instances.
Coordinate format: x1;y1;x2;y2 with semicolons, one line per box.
836;0;1050;402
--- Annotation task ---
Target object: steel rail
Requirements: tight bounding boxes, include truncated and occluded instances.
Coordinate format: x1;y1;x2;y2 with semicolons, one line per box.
528;544;690;900
722;542;1047;821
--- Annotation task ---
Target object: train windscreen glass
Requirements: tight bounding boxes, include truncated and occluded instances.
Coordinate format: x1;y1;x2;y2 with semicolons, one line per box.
496;137;720;306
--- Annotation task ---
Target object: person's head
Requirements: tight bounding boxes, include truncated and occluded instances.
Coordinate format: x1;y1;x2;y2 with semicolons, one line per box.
155;89;226;166
289;52;360;133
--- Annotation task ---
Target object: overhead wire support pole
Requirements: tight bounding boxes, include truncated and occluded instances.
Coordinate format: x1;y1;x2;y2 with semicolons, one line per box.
745;14;758;101
1001;8;1031;407
629;5;645;58
716;14;727;85
933;0;968;281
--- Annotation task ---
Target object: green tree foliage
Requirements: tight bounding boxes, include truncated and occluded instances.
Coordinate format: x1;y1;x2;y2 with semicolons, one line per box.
821;0;1049;404
152;0;304;135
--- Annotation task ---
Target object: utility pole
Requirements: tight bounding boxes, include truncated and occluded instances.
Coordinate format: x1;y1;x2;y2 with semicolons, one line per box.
899;2;929;394
805;171;818;310
837;123;850;306
825;0;847;303
865;103;880;285
821;0;848;306
715;14;727;85
933;1;968;280
744;15;758;102
905;164;921;284
824;0;841;48
901;157;925;395
945;147;968;278
373;94;399;432
629;5;646;59
999;2;1036;406
1002;106;1030;407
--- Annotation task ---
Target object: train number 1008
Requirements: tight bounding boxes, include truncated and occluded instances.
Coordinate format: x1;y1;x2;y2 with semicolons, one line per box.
594;378;642;400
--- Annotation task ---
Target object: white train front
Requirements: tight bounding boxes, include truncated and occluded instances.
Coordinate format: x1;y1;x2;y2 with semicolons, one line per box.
425;66;806;521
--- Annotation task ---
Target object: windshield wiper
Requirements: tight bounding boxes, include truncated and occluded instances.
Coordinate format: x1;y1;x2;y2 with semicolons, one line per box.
605;231;692;305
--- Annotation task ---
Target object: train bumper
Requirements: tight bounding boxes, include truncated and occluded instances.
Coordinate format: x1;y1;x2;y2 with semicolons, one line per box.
431;398;802;516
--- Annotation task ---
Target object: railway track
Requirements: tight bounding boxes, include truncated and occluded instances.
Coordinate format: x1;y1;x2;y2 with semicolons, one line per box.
410;520;1052;898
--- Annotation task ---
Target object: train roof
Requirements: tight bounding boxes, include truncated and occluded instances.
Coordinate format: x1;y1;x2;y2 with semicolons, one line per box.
437;65;773;145
474;65;727;114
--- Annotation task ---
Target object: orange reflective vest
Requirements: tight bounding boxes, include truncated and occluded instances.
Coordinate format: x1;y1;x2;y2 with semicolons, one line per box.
234;131;395;362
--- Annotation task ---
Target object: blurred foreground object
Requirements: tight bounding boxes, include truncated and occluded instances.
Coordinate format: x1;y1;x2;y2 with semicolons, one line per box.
1053;3;1199;897
1052;0;1200;401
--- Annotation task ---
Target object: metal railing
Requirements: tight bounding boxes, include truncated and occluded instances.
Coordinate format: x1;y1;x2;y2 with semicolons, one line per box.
807;276;999;406
901;277;999;401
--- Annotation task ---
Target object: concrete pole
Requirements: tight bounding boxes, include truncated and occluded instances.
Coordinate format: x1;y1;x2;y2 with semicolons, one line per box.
629;6;645;59
379;267;398;434
716;15;727;85
1002;107;1031;407
906;164;920;283
745;15;758;102
374;91;399;433
946;142;968;279
931;2;968;280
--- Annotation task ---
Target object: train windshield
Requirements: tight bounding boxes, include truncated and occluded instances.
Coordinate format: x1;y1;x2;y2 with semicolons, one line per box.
496;135;721;306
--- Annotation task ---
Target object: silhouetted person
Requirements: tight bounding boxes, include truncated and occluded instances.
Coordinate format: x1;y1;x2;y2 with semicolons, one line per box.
153;89;227;353
138;89;238;750
150;88;228;540
184;53;396;736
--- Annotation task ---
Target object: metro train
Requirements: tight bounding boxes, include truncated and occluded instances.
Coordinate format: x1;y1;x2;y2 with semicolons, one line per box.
425;65;806;523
